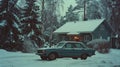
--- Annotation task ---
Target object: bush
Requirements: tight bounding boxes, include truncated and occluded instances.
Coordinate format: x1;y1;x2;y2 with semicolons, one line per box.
87;39;110;53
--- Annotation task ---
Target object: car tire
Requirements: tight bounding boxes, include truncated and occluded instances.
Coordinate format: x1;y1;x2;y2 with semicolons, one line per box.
41;56;47;60
81;54;88;60
48;53;56;60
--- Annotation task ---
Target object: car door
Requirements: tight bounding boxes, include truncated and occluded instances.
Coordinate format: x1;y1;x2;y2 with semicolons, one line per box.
62;43;74;57
72;43;86;57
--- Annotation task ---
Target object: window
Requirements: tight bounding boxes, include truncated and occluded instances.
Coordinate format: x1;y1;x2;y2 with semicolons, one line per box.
64;43;72;48
74;43;84;48
84;35;91;42
57;43;64;48
73;36;80;41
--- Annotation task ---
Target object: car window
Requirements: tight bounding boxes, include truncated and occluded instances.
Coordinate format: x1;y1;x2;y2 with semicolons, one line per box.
56;43;64;48
74;43;84;48
64;43;73;48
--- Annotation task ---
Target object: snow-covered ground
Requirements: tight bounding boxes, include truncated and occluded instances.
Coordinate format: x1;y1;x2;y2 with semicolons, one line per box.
0;49;120;67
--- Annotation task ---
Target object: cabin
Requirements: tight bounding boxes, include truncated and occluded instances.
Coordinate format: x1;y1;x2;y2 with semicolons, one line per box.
53;19;113;43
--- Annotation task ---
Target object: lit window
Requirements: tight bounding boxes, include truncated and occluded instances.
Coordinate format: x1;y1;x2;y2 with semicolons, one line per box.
73;36;80;41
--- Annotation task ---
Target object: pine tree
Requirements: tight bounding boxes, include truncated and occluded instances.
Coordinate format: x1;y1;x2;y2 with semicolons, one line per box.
42;0;64;44
0;0;22;51
20;0;44;49
65;5;79;22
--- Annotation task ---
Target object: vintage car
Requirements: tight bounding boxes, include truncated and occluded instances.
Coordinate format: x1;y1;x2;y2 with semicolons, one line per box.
36;41;95;60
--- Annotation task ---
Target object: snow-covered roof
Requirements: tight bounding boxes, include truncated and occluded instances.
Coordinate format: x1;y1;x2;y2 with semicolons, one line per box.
54;19;104;34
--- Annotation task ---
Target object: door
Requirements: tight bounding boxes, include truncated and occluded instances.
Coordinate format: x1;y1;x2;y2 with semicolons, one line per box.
72;43;87;57
61;43;74;57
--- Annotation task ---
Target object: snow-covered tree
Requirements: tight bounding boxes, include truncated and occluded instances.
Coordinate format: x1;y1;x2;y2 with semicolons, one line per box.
0;0;45;52
0;0;65;51
64;5;79;22
60;5;79;26
19;0;45;51
42;0;64;44
86;0;102;19
99;0;112;19
74;0;112;20
0;0;22;51
74;0;102;20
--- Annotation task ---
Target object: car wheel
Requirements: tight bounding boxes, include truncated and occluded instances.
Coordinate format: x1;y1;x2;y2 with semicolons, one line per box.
81;54;88;60
48;53;56;60
41;56;47;60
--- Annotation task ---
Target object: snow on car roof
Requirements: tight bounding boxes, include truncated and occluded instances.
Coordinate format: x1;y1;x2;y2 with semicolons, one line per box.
54;19;104;34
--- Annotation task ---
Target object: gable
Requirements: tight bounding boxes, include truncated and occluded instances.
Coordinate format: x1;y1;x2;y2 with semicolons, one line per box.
92;23;111;39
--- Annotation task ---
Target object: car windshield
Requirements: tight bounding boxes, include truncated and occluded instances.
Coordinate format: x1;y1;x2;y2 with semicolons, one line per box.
56;43;64;48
